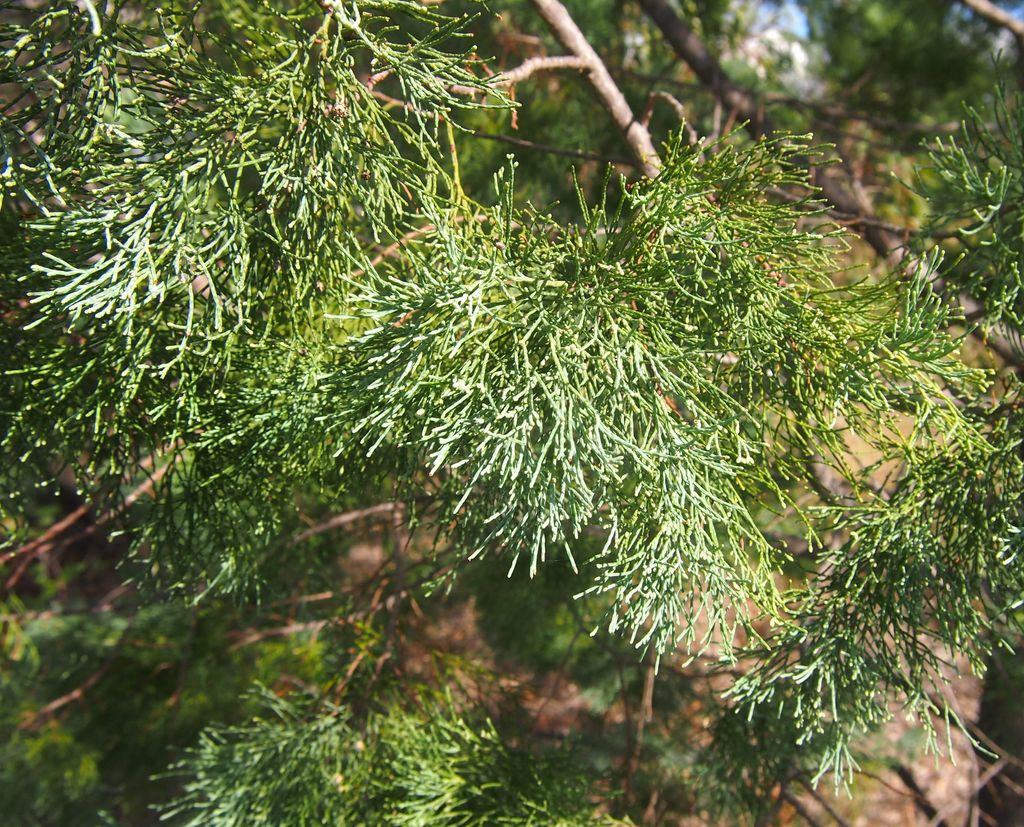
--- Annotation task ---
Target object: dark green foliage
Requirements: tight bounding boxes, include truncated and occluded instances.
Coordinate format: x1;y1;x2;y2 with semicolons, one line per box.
711;421;1024;796
0;724;108;826
0;597;335;825
918;90;1024;334
797;0;1009;119
165;689;619;826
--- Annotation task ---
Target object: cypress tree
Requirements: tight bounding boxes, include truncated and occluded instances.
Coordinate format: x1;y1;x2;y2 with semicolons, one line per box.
2;1;1023;823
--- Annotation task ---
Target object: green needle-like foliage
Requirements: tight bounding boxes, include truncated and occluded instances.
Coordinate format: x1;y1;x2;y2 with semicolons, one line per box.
708;423;1024;804
164;689;619;827
3;0;1024;821
918;88;1024;334
327;137;976;659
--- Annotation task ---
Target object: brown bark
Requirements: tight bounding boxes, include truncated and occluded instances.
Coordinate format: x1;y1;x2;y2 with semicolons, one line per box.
528;0;661;177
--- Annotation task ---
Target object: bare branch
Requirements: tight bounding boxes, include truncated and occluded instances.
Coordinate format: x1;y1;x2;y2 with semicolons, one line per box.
895;765;949;827
19;621;133;730
3;453;176;589
528;0;661;177
794;775;854;827
229;618;340;650
635;0;902;254
957;0;1024;48
780;788;827;827
494;54;587;86
288;503;397;546
641;89;685;124
637;0;770;139
447;55;587;95
626;71;963;135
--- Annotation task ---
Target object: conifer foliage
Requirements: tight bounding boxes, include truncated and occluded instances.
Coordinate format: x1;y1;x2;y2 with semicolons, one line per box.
165;688;609;827
3;0;1024;823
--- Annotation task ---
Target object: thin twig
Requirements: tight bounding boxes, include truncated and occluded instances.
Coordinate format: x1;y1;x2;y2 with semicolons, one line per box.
468;128;634;166
448;55;587;95
925;758;1007;827
19;620;133;730
754;783;788;827
780;788;826;827
794;775;853;827
956;0;1024;49
641;89;698;148
288;503;398;546
625;658;656;804
229;618;341;650
625;71;963;135
894;765;948;827
4;455;175;589
2;503;90;566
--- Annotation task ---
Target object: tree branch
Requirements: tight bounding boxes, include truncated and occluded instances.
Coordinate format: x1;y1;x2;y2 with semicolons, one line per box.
794;775;854;827
636;0;907;257
3;454;176;589
468;128;635;167
448;55;588;95
495;54;586;85
528;0;661;177
19;620;133;730
957;0;1024;48
890;765;949;826
626;71;963;135
637;0;771;139
288;503;397;547
639;0;1024;369
779;788;827;827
